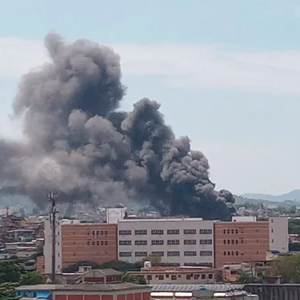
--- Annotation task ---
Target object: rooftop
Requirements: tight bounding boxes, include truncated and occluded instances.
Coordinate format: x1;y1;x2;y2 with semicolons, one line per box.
118;218;204;222
16;283;150;292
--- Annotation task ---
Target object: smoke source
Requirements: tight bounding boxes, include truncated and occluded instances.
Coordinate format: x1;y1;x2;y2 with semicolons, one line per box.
0;33;235;220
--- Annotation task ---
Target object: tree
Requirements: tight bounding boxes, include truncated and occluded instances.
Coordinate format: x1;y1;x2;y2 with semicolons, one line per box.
143;254;161;266
267;253;300;283
123;274;147;285
0;260;21;283
20;271;45;286
0;282;20;300
235;272;255;284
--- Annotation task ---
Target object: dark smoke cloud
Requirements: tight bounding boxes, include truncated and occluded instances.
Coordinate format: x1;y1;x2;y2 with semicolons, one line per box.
0;32;235;220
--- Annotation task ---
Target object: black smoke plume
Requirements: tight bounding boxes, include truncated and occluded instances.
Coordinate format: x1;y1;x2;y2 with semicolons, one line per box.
0;33;235;220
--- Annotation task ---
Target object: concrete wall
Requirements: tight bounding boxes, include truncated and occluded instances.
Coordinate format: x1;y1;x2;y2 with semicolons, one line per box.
269;217;289;253
118;218;214;267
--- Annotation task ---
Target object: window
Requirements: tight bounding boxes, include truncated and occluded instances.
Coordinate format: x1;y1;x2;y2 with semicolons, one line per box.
231;240;234;244
92;231;95;235
105;241;108;245
119;230;131;235
227;239;230;244
223;229;226;234
152;251;164;256
167;251;180;256
119;240;131;245
227;251;230;255
184;229;196;234
87;231;90;235
97;241;99;246
271;219;273;223
271;229;274;233
135;251;147;257
224;251;226;256
227;229;230;234
236;251;238;256
200;251;212;256
147;275;152;280
236;240;238;244
200;239;212;245
105;231;107;235
208;274;213;279
231;229;234;234
231;251;234;256
201;274;206;279
135;240;147;246
119;252;132;257
167;240;180;245
184;239;196;245
101;231;103;235
200;229;212;234
96;231;99;235
186;275;191;280
87;241;90;245
272;239;274;243
167;229;180;234
101;241;104;245
158;275;164;280
135;230;147;235
151;229;164;235
184;251;197;256
236;229;238;234
223;240;226;244
171;275;177;280
152;240;164;245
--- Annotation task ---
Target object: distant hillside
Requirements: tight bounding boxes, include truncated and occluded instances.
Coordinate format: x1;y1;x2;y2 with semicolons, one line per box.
234;195;275;206
0;195;34;212
243;189;300;202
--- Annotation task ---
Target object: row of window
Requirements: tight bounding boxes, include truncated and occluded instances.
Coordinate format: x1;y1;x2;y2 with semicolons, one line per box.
88;230;108;236
147;273;214;280
119;239;213;246
119;251;213;257
223;250;259;256
223;239;261;245
119;229;213;235
222;228;262;234
87;240;108;246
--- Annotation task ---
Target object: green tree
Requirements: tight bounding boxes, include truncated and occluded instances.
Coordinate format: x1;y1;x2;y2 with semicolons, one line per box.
20;271;45;286
0;282;20;300
235;272;255;284
0;260;21;283
267;253;300;283
123;274;147;285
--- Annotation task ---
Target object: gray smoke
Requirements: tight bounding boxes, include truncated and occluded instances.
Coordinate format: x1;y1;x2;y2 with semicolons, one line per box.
0;32;235;220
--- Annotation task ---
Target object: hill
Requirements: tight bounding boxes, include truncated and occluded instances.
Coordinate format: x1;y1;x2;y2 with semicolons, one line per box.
243;189;300;202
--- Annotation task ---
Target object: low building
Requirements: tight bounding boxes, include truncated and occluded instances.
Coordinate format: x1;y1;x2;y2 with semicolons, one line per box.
127;266;220;284
16;283;151;300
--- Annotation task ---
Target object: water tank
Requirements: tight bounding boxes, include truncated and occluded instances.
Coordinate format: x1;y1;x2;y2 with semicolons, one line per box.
144;261;152;268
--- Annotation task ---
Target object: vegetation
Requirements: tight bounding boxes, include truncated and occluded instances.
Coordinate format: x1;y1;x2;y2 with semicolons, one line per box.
0;258;45;299
267;253;300;283
62;260;143;273
235;271;262;284
123;274;147;284
142;253;161;266
288;218;300;234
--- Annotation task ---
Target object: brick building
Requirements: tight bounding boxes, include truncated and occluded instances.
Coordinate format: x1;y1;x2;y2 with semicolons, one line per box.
16;283;151;300
44;219;118;273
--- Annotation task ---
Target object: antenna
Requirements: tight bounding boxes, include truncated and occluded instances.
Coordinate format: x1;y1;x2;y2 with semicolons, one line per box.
48;192;59;283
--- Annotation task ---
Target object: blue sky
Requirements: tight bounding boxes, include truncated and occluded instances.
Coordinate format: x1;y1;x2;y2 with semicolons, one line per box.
1;0;300;195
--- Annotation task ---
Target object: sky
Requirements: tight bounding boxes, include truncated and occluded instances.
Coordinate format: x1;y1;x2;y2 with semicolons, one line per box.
0;0;300;195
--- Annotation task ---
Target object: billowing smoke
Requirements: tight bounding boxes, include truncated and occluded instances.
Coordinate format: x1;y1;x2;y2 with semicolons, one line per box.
0;32;235;220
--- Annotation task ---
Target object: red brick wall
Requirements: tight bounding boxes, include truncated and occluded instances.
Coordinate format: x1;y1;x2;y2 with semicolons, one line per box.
61;223;118;268
83;277;105;283
85;296;101;300
142;292;151;300
68;296;83;300
54;296;67;300
214;222;270;268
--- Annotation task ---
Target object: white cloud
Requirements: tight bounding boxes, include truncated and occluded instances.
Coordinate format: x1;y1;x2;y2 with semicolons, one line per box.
1;37;300;94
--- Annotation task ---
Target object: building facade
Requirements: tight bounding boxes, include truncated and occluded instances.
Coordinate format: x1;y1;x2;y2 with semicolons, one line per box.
117;218;214;267
44;219;118;273
269;217;289;253
214;221;270;268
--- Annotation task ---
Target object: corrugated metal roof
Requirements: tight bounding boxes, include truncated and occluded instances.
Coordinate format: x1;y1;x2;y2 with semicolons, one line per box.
150;284;245;292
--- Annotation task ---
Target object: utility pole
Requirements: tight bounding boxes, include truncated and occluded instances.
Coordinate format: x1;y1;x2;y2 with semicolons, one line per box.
48;192;59;283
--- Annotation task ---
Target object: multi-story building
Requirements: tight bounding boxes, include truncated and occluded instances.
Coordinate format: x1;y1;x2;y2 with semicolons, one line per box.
44;219;118;273
117;218;214;267
214;216;288;268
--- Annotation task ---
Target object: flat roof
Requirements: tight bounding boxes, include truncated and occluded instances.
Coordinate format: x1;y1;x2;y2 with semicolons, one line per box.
16;283;150;292
118;218;205;222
